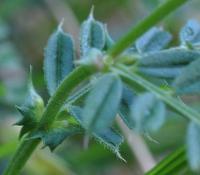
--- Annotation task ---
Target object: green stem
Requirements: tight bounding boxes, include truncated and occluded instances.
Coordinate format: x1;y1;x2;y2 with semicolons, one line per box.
146;146;186;175
3;139;40;175
3;65;96;175
38;65;95;128
108;0;188;57
112;64;200;125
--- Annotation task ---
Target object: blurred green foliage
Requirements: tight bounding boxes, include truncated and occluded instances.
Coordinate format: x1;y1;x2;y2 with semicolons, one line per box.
0;0;27;19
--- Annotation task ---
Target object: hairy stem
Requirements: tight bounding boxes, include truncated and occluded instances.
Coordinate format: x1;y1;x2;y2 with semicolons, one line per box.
38;65;95;128
108;0;188;57
3;65;95;175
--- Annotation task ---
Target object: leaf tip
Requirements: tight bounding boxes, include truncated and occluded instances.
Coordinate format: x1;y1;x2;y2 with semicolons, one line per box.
58;18;65;32
116;150;126;163
89;5;95;20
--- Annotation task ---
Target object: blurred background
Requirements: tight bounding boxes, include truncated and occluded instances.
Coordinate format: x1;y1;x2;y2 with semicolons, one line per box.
0;0;200;174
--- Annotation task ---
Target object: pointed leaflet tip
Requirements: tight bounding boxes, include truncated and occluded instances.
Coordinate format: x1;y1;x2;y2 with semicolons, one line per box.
29;65;33;77
89;5;95;20
116;150;127;163
144;132;160;144
58;18;65;32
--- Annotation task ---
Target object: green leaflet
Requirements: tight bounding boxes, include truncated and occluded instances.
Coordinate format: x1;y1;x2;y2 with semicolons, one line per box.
29;121;82;151
44;24;75;96
139;48;200;67
80;9;105;56
173;58;200;94
180;19;200;46
136;27;172;53
139;66;184;78
82;73;123;132
186;122;200;173
131;92;166;133
15;67;44;138
67;105;124;160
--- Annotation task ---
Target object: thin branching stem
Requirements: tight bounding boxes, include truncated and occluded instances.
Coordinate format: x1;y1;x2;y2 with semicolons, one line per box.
108;0;188;58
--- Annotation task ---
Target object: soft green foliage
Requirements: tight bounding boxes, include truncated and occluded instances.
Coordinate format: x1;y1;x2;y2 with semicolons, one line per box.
186;122;200;172
6;0;200;174
44;23;75;96
82;74;122;132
